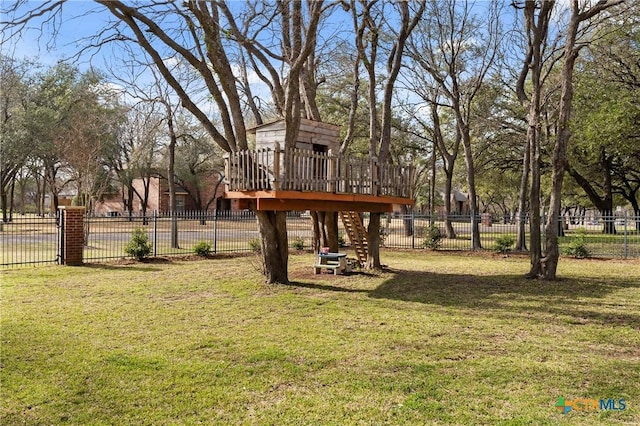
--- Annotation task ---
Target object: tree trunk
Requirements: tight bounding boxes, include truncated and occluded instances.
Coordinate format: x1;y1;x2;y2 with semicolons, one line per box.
52;192;59;214
527;116;542;277
516;0;554;278
516;136;530;251
460;129;481;250
601;210;617;235
33;175;42;216
5;172;17;222
540;5;578;280
401;204;413;236
325;212;339;252
37;177;45;216
0;188;7;222
367;212;381;269
429;142;437;225
125;186;134;222
310;211;322;253
432;101;458;238
18;177;26;215
46;168;60;213
310;211;339;253
443;173;456;238
255;210;289;284
167;112;178;249
538;0;622;279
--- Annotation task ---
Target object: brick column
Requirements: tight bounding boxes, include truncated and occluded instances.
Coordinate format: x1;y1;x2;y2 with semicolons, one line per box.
59;206;85;266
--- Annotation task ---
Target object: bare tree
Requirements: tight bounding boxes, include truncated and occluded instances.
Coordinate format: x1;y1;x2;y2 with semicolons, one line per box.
2;0;331;282
513;0;558;274
541;0;624;279
216;0;325;282
350;0;425;268
109;102;163;221
407;0;502;250
403;84;461;238
513;0;625;278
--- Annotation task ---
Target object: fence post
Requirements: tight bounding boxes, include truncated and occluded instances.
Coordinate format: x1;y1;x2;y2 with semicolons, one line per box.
58;206;85;266
57;209;64;265
153;210;158;257
411;212;415;249
213;209;218;254
624;210;628;259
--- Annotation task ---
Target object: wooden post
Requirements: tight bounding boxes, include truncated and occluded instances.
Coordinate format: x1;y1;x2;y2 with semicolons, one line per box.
408;166;415;198
223;153;231;190
370;157;379;196
328;149;336;193
273;142;281;190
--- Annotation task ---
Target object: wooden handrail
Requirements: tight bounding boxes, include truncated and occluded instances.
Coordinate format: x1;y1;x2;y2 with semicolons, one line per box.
224;147;413;199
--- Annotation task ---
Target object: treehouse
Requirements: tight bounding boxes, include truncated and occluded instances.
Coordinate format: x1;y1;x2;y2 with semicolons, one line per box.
223;118;415;266
223;118;415;213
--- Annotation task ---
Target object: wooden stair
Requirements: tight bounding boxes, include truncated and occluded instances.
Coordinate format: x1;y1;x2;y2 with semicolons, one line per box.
339;211;368;267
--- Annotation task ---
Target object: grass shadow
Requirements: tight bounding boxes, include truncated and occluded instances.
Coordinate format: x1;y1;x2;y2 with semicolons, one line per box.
283;280;370;294
83;263;165;272
369;268;640;329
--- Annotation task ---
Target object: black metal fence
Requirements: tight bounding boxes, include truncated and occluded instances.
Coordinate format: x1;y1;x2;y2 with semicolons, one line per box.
83;211;260;262
2;211;639;268
0;214;59;267
377;213;640;259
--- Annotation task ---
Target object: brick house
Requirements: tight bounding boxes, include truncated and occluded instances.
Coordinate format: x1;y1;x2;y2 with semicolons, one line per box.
94;172;236;216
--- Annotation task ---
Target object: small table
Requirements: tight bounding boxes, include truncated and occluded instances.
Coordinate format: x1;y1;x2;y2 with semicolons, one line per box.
314;252;348;275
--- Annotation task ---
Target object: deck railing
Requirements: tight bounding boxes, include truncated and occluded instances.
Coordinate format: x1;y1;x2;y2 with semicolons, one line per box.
224;145;414;198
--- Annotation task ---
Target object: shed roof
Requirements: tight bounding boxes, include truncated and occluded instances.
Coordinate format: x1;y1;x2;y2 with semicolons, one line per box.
247;117;340;135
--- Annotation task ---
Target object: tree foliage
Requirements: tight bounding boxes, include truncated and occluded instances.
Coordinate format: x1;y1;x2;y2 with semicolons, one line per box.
569;12;640;225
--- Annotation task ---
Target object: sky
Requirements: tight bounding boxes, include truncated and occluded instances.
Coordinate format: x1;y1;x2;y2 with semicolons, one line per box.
2;0;356;113
1;0;527;118
3;1;112;68
4;0;352;69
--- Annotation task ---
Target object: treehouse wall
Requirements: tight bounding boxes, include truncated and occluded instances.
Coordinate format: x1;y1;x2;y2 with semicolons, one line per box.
251;118;341;152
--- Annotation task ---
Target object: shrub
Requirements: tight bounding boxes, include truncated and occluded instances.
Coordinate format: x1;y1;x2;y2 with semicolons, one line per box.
564;231;590;259
337;232;347;248
493;235;515;254
248;238;262;253
422;224;442;250
379;226;388;247
292;236;305;251
193;241;212;257
124;228;152;261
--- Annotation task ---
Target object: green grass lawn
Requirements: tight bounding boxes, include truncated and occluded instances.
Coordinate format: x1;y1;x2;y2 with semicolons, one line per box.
2;251;639;425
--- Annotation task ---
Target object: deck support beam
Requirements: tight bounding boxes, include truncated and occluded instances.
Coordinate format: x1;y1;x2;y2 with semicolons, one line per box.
225;190;413;213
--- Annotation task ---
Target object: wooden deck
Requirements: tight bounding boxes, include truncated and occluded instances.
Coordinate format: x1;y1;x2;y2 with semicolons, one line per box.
223;146;414;212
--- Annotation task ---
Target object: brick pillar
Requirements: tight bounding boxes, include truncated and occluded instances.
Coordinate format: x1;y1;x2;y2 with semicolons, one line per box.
59;206;85;266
